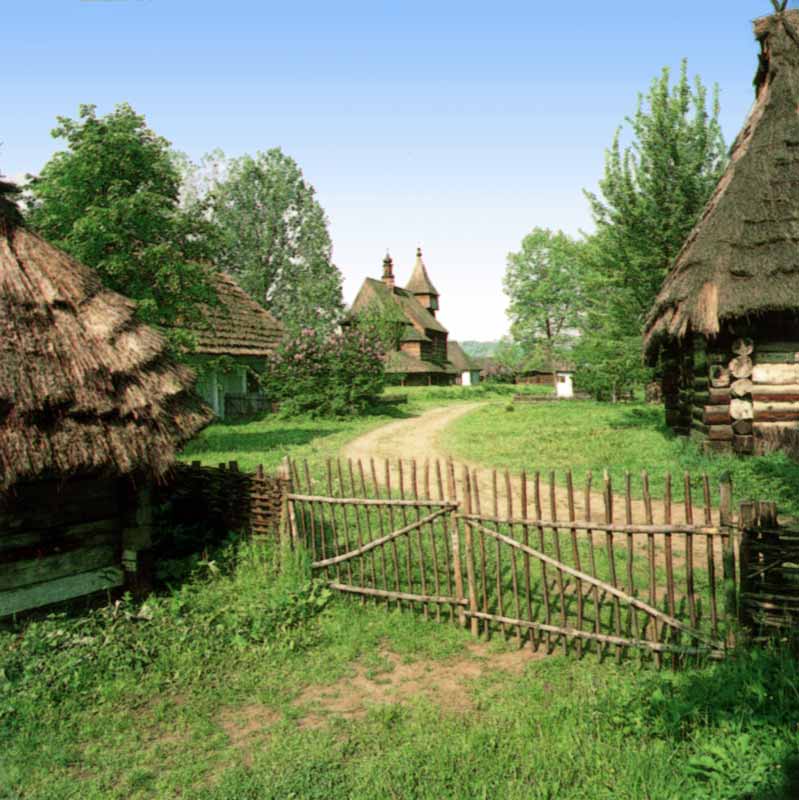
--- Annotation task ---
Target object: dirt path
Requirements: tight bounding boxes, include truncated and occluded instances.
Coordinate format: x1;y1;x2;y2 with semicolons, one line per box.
342;402;714;527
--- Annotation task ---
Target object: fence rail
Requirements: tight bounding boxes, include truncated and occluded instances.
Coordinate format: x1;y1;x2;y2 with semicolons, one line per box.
284;457;754;665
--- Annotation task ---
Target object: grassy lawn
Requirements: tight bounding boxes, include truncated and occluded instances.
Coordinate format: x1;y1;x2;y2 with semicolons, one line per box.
3;539;799;800
441;400;799;516
5;391;799;799
178;382;547;476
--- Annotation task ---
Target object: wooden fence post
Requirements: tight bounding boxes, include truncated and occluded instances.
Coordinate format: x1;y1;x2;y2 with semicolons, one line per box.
462;466;480;637
738;501;756;632
446;459;466;628
719;472;736;645
278;456;297;549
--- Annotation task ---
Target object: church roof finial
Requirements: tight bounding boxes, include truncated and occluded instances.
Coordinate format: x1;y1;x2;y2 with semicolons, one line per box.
406;246;438;297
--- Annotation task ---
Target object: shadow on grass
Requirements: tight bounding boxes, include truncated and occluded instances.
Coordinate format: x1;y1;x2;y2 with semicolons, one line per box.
182;426;341;456
608;406;678;438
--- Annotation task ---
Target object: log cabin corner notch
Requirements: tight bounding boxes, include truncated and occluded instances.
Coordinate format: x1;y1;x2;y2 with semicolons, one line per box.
644;9;799;456
0;180;213;616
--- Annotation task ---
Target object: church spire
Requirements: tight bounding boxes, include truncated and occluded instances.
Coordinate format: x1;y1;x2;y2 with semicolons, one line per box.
405;247;439;315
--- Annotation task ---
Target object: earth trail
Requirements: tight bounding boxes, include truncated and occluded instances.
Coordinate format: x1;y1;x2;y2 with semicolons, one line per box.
341;402;718;527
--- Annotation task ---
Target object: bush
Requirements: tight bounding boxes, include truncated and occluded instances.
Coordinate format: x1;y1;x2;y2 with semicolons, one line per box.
261;327;385;417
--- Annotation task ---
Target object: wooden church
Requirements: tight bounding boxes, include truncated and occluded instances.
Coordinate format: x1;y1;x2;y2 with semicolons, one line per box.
644;6;799;455
350;249;461;386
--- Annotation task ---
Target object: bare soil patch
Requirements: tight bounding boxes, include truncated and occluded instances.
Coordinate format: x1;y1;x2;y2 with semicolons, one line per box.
294;642;544;729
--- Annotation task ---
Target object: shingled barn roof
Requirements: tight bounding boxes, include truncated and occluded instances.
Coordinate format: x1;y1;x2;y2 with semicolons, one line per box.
352;278;447;334
191;271;285;358
446;341;478;372
405;247;439;297
644;9;799;362
0;182;212;492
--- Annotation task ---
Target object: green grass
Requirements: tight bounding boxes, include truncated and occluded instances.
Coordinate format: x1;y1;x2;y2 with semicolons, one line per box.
3;538;799;799
6;394;799;798
441;400;799;516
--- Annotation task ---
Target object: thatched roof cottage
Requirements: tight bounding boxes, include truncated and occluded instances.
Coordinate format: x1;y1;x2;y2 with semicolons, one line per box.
0;181;212;616
184;271;285;419
351;249;458;386
644;8;799;455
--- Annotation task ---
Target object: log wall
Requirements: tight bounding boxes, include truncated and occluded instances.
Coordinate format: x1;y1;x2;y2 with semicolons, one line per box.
0;476;152;618
682;322;799;455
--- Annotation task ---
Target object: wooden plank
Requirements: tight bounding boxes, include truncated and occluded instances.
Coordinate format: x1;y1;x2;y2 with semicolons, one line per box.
584;471;601;660
703;474;719;639
684;472;698;654
664;473;678;667
411;461;430;618
423;460;441;623
0;544;118;592
436;460;455;622
0;517;118;560
624;472;640;661
0;566;124;617
642;471;661;668
383;460;404;608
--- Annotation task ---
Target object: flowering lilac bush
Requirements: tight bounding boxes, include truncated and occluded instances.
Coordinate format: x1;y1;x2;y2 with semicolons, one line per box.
261;327;386;416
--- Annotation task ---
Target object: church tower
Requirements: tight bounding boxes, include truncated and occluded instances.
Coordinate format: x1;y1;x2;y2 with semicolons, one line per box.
405;247;440;316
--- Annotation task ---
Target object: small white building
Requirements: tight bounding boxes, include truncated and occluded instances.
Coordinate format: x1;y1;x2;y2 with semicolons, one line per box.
447;341;481;386
555;370;575;399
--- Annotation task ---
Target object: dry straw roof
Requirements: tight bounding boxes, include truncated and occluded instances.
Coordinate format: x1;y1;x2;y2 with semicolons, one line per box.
0;182;212;492
644;9;799;360
191;271;285;358
405;247;439;297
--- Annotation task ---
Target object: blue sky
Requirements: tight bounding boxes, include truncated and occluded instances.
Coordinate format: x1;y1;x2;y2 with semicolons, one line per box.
2;0;773;339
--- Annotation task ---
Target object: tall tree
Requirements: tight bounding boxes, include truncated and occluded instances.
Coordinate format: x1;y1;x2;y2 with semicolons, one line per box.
503;228;584;381
576;61;728;398
207;148;343;332
25;104;218;348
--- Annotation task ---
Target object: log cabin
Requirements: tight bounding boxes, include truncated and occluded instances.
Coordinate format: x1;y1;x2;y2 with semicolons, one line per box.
0;181;212;616
644;8;799;455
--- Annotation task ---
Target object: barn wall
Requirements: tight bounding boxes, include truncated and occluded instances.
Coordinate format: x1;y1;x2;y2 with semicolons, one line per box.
0;477;138;617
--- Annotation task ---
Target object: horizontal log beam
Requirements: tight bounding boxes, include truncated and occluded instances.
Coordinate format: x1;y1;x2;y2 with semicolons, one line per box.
288;494;455;509
753;364;799;385
466;611;724;657
327;581;466;607
708;424;734;441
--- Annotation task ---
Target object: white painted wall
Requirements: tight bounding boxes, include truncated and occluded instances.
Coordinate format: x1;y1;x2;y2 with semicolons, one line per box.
556;371;574;398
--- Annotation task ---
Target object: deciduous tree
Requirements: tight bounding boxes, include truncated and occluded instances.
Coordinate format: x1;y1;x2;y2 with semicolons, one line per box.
25;104;218;349
207;149;344;332
503;228;583;381
577;61;728;397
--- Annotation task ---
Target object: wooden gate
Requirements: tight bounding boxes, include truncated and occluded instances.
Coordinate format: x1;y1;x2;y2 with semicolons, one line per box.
285;458;743;664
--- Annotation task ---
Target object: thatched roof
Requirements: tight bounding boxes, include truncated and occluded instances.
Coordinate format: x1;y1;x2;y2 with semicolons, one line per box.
644;9;799;361
351;278;448;335
0;184;212;492
405;247;439;297
191;271;285;358
447;341;478;372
